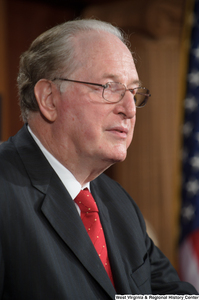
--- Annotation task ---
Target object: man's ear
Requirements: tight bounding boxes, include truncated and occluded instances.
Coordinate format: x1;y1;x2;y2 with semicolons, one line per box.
34;79;58;122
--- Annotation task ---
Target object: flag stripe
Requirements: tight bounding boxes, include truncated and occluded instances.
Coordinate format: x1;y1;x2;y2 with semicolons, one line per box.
189;229;199;263
179;237;199;291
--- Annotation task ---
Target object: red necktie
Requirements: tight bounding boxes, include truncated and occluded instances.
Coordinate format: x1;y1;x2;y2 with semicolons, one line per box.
74;188;114;287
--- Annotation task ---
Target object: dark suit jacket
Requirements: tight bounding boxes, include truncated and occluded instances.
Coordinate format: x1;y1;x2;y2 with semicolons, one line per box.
0;125;197;299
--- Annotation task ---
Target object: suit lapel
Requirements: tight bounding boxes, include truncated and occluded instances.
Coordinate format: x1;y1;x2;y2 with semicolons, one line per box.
41;174;116;298
14;125;116;299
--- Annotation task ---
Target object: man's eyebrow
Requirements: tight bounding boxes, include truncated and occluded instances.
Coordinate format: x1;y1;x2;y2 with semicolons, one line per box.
102;74;142;86
130;79;143;87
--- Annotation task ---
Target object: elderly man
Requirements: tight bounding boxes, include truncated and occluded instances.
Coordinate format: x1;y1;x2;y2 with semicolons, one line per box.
0;19;197;299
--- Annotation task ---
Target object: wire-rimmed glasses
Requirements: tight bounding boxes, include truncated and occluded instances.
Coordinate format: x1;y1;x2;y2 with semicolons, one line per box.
53;78;151;108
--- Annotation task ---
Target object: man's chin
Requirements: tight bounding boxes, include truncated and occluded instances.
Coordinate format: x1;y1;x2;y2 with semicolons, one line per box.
105;152;127;164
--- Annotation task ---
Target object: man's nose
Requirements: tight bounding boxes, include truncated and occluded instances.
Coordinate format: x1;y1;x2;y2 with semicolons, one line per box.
114;90;136;119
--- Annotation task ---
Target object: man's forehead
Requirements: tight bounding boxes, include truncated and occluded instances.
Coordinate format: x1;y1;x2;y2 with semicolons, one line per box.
80;39;134;66
74;31;137;81
76;30;131;57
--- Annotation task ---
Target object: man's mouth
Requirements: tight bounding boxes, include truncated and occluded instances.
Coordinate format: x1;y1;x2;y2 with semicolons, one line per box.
107;126;129;138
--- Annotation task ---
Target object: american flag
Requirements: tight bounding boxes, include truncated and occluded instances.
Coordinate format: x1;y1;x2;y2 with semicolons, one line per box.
180;0;199;292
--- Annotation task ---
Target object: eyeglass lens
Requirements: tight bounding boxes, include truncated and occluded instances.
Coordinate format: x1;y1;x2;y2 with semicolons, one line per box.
103;83;149;107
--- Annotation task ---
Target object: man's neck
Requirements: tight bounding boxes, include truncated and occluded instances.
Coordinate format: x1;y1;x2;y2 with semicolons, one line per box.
28;121;111;186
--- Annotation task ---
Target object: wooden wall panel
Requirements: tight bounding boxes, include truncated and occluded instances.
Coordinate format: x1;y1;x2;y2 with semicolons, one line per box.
112;36;182;266
83;0;186;267
4;0;75;139
0;0;9;140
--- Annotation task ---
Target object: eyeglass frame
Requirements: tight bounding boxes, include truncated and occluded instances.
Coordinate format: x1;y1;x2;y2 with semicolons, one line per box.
52;77;151;108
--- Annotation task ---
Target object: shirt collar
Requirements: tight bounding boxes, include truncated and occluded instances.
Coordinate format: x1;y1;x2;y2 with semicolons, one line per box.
27;125;90;199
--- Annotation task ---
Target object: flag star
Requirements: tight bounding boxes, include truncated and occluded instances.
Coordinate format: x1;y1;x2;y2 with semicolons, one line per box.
190;154;199;169
183;122;193;137
187;70;199;86
186;178;199;195
184;96;198;111
181;204;195;221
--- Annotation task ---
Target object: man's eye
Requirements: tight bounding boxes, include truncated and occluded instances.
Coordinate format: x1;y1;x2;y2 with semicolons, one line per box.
93;86;101;91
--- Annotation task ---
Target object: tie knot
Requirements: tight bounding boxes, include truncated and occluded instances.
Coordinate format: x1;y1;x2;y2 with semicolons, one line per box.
74;189;98;213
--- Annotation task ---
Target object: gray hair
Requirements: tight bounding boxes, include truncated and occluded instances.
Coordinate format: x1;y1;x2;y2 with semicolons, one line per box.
17;19;129;122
